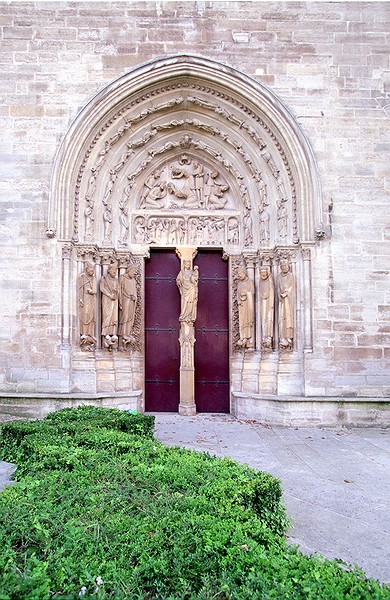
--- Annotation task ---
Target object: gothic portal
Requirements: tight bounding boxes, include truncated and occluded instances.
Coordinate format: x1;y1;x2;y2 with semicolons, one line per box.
48;54;323;415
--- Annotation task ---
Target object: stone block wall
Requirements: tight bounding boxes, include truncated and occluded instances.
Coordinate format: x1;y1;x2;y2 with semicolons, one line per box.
0;1;389;406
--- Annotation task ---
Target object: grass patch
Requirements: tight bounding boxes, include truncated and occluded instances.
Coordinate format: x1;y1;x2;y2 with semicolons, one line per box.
0;406;388;599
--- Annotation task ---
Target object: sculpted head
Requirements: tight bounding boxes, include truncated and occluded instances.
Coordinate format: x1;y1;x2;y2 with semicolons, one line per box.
260;267;270;280
237;267;248;281
85;262;94;276
108;264;117;277
126;265;137;277
280;259;290;274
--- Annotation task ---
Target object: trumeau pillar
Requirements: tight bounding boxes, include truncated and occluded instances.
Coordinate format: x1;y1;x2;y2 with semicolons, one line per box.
176;246;198;416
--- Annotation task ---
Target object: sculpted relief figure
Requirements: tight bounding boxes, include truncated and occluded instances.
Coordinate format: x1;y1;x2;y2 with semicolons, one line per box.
204;171;229;209
119;264;138;348
143;180;167;209
168;167;199;208
259;267;274;350
278;259;295;351
78;262;97;350
103;203;113;244
236;267;254;350
176;260;199;323
139;171;161;208
259;206;270;243
277;200;288;239
100;264;119;350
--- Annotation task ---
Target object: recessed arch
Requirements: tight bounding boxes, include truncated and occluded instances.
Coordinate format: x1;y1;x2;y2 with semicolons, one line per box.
48;53;323;247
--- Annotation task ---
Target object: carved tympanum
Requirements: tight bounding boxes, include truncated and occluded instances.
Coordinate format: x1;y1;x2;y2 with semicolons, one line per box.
139;156;231;211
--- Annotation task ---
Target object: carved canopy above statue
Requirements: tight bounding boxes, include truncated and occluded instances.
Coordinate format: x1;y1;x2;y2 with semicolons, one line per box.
48;54;322;250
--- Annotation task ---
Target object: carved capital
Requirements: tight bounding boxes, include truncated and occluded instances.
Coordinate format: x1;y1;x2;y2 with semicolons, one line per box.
62;243;73;260
175;246;198;263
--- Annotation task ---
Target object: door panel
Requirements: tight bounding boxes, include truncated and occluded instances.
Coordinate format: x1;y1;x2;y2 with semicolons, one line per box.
144;250;180;411
194;251;229;413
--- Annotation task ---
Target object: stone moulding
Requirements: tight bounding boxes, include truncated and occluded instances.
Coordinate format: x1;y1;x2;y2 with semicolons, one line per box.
48;53;323;246
43;53;340;421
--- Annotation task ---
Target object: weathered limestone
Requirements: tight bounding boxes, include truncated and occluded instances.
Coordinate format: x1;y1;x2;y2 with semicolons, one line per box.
0;2;388;425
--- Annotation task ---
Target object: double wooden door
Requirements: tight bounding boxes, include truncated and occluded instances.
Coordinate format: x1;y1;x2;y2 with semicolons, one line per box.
145;249;229;412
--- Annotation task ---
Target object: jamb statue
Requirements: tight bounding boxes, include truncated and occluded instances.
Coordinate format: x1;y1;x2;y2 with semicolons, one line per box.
100;263;119;350
78;262;97;351
278;259;295;351
119;264;138;349
259;266;274;350
236;267;254;350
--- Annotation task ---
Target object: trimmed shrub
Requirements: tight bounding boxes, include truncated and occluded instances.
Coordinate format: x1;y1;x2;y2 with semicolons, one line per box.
0;408;388;599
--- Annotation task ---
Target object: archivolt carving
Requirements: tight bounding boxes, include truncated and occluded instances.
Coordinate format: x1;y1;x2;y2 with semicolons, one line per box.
51;55;323;367
70;82;298;247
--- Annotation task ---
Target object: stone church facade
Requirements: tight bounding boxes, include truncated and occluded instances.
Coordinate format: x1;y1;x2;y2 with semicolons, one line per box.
1;2;389;425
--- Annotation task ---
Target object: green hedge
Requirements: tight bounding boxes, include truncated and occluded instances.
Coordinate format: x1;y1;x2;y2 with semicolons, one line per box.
0;407;388;599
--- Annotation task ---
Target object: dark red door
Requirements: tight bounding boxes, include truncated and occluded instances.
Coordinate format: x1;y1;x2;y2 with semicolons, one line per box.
194;251;229;413
144;250;180;411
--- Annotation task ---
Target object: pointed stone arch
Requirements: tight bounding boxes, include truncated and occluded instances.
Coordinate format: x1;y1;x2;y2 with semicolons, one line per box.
48;53;323;247
48;54;324;412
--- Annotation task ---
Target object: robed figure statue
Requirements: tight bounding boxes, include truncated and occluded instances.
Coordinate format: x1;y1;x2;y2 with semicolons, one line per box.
100;263;119;349
78;262;97;350
278;259;295;351
236;267;254;350
176;259;199;323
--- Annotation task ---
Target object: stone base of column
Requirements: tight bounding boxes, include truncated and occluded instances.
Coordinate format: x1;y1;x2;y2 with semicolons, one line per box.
178;403;197;416
178;367;196;416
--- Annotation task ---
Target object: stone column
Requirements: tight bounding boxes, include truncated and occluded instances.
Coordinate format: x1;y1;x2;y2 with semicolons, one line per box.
302;247;313;353
176;246;198;416
61;243;72;347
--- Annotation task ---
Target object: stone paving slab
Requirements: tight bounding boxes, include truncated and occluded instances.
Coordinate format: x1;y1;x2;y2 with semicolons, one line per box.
0;413;389;585
153;413;390;585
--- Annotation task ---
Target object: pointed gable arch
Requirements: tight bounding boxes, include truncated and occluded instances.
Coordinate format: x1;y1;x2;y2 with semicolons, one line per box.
48;54;322;248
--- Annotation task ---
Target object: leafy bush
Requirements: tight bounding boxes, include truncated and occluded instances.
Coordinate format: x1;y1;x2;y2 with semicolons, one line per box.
0;407;388;599
0;406;155;464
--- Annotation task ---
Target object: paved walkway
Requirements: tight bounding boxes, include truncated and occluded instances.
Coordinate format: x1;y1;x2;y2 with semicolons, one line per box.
0;413;389;584
154;414;390;585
